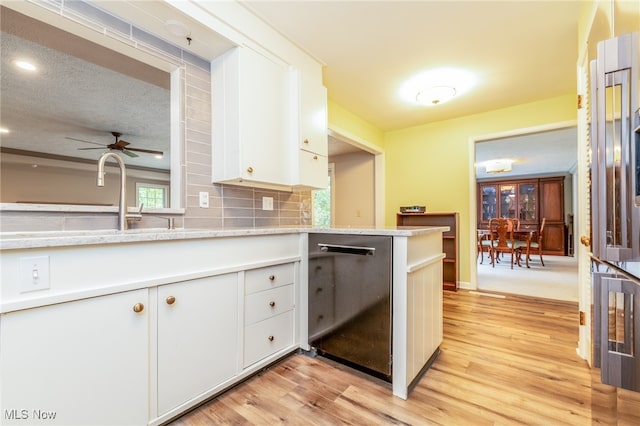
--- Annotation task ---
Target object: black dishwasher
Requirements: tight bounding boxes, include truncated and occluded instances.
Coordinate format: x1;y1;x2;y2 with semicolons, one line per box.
308;233;392;381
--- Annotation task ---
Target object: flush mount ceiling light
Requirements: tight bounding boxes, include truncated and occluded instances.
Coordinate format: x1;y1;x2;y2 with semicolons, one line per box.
485;159;513;174
164;19;191;37
399;67;476;107
416;86;457;106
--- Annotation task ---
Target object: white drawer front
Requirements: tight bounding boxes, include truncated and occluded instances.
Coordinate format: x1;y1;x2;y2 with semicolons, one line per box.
245;284;294;326
245;263;294;295
244;310;294;367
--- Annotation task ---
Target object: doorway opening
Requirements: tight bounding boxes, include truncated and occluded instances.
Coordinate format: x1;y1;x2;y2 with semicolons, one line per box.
312;163;335;227
471;122;579;302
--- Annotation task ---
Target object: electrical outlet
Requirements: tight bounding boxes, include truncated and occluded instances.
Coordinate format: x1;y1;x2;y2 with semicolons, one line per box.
19;256;50;293
199;191;209;208
262;196;274;211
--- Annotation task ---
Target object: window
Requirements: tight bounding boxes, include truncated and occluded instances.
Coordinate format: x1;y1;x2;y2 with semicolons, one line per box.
313;163;334;227
136;183;168;208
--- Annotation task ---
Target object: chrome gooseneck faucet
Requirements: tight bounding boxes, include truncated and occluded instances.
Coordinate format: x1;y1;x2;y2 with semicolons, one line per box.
97;152;135;231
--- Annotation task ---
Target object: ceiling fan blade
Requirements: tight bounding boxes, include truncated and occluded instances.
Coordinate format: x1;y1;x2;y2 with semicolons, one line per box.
127;147;164;157
115;140;131;148
65;137;106;147
122;149;139;158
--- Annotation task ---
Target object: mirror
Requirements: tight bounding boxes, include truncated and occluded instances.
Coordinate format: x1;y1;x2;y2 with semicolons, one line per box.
0;6;172;207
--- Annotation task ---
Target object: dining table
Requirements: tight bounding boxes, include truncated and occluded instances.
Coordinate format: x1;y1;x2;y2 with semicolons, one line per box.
477;227;535;267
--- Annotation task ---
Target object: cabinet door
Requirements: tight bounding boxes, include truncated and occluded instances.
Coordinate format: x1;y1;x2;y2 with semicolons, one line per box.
479;184;497;222
157;274;238;415
540;178;564;222
211;46;292;187
518;182;537;222
295;149;328;189
499;184;516;218
298;70;328;156
1;289;149;425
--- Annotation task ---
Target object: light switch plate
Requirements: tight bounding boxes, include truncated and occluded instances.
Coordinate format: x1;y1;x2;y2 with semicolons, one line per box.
199;191;209;208
262;196;274;211
19;256;50;293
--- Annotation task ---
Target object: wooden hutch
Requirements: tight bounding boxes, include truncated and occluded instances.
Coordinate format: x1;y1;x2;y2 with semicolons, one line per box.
477;176;566;255
396;212;459;291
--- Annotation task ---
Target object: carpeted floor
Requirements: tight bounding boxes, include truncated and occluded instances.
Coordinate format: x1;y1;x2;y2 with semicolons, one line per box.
476;253;578;301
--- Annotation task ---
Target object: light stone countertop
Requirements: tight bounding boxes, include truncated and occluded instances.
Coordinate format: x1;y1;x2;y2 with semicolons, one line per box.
0;226;448;250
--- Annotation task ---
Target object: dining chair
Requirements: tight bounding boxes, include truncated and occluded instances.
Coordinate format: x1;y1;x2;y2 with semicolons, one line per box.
477;229;492;264
488;218;524;268
522;217;546;267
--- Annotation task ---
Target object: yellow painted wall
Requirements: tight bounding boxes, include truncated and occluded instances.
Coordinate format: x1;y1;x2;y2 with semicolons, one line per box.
327;99;384;148
328;93;577;286
384;94;576;285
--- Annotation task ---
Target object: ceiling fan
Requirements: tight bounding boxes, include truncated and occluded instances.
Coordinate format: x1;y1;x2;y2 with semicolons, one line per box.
66;132;164;158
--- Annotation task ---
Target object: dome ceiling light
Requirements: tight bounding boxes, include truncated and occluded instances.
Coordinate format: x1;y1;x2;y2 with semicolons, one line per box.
416;86;457;106
399;67;476;107
164;19;191;37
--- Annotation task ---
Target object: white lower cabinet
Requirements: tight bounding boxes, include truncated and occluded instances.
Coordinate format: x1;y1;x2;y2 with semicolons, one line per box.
157;274;239;416
244;310;294;367
243;263;295;368
0;289;149;426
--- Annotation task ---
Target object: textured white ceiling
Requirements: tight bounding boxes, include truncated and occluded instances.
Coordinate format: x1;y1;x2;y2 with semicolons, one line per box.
1;6;171;170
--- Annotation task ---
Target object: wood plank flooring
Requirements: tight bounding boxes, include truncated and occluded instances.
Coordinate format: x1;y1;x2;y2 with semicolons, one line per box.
168;290;627;425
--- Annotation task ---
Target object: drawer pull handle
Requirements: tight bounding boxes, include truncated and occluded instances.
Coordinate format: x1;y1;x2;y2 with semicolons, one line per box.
133;303;144;313
269;275;275;281
166;296;176;305
269;301;276;308
268;335;275;342
247;166;254;173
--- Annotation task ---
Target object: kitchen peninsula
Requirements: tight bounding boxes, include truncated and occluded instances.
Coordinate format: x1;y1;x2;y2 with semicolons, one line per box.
0;226;446;425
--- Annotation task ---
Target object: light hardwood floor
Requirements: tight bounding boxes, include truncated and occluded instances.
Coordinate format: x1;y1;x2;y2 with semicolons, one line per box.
169;290;630;425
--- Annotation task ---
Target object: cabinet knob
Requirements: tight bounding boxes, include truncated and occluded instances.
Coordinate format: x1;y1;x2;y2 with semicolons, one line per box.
269;301;276;308
133;303;144;313
166;296;176;305
247;166;254;173
268;335;275;342
303;139;309;145
313;155;318;160
580;236;591;247
269;275;275;281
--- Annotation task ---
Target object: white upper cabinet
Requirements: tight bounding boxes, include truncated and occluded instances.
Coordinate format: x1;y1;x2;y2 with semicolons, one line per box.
211;46;292;189
297;67;328;157
211;44;328;191
290;66;329;189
